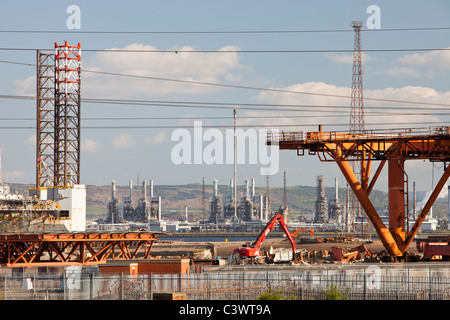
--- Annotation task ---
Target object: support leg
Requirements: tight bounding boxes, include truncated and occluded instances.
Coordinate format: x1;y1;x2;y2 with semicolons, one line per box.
336;159;403;256
388;157;406;248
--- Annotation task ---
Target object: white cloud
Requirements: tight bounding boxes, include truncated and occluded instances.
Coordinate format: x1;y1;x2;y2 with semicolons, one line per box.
13;43;249;98
27;134;36;145
251;82;450;130
5;170;25;180
377;67;420;78
113;134;136;148
255;81;351;106
13;75;35;96
324;52;373;64
250;82;352;130
375;48;450;79
398;48;450;70
144;131;167;144
82;43;248;97
82;138;102;152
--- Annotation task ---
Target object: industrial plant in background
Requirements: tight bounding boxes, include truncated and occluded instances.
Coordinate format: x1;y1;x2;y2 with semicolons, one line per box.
209;178;270;227
106;179;162;225
314;175;343;225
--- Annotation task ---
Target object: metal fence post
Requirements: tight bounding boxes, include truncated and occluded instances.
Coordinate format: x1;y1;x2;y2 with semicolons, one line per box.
206;273;209;300
363;269;366;300
89;273;93;300
121;273;124;300
429;268;431;300
63;273;67;300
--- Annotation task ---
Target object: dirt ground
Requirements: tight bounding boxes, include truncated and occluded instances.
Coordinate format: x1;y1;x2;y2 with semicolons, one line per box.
152;237;420;260
211;237;418;258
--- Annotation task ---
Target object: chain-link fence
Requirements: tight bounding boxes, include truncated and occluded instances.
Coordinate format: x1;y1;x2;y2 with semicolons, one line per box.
1;263;450;300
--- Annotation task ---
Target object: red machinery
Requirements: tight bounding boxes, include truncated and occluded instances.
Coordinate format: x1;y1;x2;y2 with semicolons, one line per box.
234;214;296;259
416;237;450;260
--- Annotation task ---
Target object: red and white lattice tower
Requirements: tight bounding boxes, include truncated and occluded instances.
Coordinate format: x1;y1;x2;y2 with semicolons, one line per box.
54;41;81;187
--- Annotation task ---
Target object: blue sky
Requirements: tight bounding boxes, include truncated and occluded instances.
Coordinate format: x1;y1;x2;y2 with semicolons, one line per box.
0;1;449;195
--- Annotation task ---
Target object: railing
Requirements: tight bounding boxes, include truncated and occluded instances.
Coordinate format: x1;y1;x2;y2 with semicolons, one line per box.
267;126;450;144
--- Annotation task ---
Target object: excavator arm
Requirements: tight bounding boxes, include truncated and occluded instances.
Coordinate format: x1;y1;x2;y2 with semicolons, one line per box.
291;228;314;238
234;213;296;258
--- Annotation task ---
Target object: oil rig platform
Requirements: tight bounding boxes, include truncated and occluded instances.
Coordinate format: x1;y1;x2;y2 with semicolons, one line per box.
0;41;159;267
267;126;450;257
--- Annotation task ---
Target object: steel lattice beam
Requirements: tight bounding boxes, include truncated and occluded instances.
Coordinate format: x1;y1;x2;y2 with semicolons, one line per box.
0;232;158;267
36;50;56;188
54;41;81;187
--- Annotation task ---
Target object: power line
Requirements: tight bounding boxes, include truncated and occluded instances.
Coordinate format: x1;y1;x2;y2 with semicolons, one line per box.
83;97;450;111
2;109;449;123
2;56;450;108
0;121;449;130
81;74;450;108
80;48;450;54
0;27;448;34
2;94;450;112
0;47;449;54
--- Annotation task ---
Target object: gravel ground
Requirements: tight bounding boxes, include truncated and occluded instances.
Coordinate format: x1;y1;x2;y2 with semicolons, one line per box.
152;237;420;260
211;237;419;258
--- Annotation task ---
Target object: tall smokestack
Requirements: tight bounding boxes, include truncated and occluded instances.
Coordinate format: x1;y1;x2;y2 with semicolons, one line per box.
129;179;133;201
158;196;162;221
245;178;249;199
251;178;255;199
150;179;154;198
111;180;116;200
335;177;339;200
143;180;147;202
213;178;218;198
230;178;233;201
260;195;264;220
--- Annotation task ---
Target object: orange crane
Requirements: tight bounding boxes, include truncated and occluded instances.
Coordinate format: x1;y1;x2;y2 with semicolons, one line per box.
234;213;296;259
267;126;450;257
290;228;314;238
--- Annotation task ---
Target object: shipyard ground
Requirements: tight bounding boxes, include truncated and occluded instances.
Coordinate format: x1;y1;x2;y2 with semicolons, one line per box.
151;236;421;263
213;238;419;257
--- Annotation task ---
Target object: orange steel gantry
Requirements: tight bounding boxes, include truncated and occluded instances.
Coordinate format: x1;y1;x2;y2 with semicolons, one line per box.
267;126;450;257
0;232;158;267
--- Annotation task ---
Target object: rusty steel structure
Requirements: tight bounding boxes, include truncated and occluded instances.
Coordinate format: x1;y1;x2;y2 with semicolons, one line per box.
54;41;81;187
0;232;158;267
36;51;56;188
19;41;162;268
36;41;81;188
267;126;450;257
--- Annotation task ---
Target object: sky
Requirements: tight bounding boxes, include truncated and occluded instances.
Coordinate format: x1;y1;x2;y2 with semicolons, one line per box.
0;0;449;195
